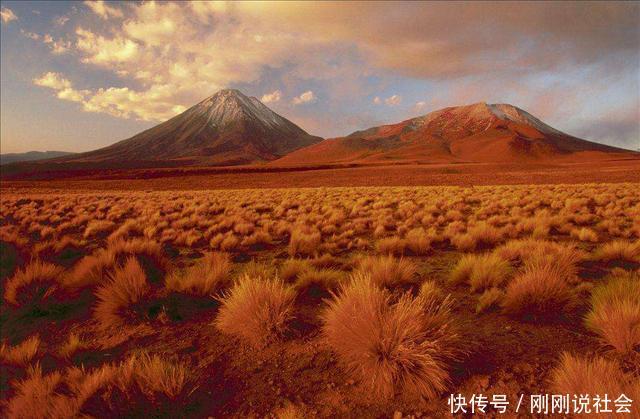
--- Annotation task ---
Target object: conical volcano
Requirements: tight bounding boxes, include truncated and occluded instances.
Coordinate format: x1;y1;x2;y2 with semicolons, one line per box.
62;89;322;166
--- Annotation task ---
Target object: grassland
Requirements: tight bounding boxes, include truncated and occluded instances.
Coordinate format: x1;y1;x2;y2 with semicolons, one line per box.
1;183;639;417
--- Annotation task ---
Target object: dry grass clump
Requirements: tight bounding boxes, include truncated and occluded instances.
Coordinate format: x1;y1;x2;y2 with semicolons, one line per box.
288;225;321;257
64;238;167;289
215;275;296;347
83;219;115;239
550;353;639;400
450;222;502;251
418;280;443;302
4;260;63;306
501;258;576;319
3;364;70;419
356;255;416;288
57;332;88;359
280;259;312;283
476;288;504;314
124;353;188;399
293;268;344;297
0;335;40;365
405;228;431;255
165;252;231;296
322;274;460;400
94;257;151;328
449;253;511;292
376;236;407;255
585;272;640;354
570;227;599;243
4;354;188;419
592;240;640;263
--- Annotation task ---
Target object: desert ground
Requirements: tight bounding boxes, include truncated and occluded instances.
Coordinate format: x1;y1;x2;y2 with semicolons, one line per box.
1;176;639;418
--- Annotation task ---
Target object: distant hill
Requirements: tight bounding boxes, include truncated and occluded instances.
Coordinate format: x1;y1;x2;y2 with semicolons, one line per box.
1;150;76;165
275;102;632;165
55;89;322;166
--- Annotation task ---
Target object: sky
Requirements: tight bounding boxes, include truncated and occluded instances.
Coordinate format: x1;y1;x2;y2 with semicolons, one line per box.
1;1;639;154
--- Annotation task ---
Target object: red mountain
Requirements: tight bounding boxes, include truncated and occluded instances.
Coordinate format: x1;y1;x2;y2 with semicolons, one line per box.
275;102;630;165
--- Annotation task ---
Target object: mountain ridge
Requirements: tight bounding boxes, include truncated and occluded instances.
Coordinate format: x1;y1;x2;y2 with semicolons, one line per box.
275;102;629;166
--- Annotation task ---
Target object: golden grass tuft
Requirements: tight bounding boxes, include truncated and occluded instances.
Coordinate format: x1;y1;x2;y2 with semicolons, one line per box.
322;274;460;400
125;353;188;399
165;252;231;296
288;225;321;257
585;272;640;354
449;253;511;292
4;260;63;306
0;335;40;365
94;257;150;328
293;268;344;296
501;258;576;318
592;240;640;263
356;255;416;288
58;332;87;359
476;288;504;314
280;259;312;283
215;275;296;347
550;353;639;400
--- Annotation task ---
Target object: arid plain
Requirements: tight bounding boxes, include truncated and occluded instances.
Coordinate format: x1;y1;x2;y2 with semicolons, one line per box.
2;170;640;417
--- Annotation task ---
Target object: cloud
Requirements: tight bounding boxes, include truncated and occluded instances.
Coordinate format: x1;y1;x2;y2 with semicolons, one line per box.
43;34;71;54
21;30;40;41
293;90;316;105
84;0;123;20
415;101;426;109
1;7;17;23
75;28;138;65
33;71;184;121
384;95;401;106
261;90;282;103
54;15;70;26
373;96;381;105
33;72;72;90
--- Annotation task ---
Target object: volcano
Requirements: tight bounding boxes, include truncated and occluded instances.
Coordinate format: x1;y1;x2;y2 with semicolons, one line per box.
275;102;629;165
60;89;322;166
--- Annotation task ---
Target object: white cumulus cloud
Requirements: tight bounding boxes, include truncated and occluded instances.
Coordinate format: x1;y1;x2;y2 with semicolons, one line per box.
84;0;123;19
261;90;282;103
385;95;402;106
1;7;17;23
293;90;316;105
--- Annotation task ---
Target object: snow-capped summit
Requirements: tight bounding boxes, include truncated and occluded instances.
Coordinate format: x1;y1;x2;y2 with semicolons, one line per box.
61;89;322;165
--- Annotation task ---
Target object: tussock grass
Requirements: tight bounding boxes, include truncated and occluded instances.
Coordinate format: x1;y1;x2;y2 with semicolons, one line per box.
502;258;576;319
288;226;321;257
592;240;640;263
94;257;151;328
322;273;460;400
165;252;231;296
215;275;296;347
280;259;312;283
4;354;188;419
4;260;63;306
550;353;639;400
449;253;511;292
0;335;40;365
58;332;87;359
476;288;504;314
293;268;344;296
356;255;416;288
585;271;640;354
